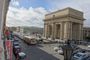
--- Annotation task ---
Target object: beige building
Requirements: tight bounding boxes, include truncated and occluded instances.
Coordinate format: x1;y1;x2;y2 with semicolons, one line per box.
83;27;90;40
16;26;24;35
44;7;85;40
0;0;10;60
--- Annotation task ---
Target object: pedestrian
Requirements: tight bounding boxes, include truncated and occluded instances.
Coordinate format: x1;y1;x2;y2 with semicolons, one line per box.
10;31;14;40
5;29;10;40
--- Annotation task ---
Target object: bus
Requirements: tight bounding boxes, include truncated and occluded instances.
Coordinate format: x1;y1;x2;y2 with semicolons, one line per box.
23;36;37;45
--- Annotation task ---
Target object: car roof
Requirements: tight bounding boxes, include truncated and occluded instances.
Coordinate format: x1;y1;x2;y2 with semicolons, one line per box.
14;46;20;48
19;52;26;56
77;52;85;55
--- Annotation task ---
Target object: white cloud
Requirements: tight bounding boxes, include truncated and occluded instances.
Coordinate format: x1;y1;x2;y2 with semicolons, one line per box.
10;0;19;6
6;6;48;27
7;0;90;27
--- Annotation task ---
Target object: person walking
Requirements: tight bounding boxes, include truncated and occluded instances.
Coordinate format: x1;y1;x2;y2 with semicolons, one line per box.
9;31;14;40
5;29;10;40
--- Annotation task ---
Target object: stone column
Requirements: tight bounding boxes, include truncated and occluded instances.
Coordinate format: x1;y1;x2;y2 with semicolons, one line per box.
64;22;67;40
43;23;45;37
47;24;50;38
44;24;48;38
47;25;49;38
52;23;55;40
81;24;83;40
67;22;70;40
79;24;83;40
70;22;72;40
44;23;46;37
83;30;85;40
79;24;81;40
64;22;72;40
58;23;61;39
60;22;64;40
54;24;56;39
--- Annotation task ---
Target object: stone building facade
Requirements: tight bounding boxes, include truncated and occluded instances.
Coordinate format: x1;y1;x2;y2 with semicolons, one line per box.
44;7;85;40
83;27;90;40
0;0;10;60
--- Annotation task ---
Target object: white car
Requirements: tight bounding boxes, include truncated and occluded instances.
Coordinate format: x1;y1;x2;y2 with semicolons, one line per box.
18;52;26;59
42;37;46;40
87;45;90;48
54;47;59;52
30;39;37;44
72;52;89;60
14;46;20;48
57;48;63;55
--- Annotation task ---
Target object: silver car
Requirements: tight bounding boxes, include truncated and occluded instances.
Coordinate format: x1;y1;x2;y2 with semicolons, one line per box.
72;52;89;60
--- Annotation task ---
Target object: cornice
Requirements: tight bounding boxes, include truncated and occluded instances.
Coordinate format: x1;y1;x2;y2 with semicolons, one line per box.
46;7;83;16
44;15;85;21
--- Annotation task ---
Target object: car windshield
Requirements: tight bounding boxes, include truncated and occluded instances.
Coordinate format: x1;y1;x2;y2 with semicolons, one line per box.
13;43;19;46
13;41;19;44
76;53;85;57
14;46;20;48
13;40;19;42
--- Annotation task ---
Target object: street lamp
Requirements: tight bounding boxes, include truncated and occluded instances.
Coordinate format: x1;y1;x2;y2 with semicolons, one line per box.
62;40;74;60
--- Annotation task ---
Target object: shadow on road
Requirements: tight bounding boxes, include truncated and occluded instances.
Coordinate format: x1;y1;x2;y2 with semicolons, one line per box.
26;45;60;60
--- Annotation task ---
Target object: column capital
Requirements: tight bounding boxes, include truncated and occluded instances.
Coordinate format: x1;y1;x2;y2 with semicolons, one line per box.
44;23;48;25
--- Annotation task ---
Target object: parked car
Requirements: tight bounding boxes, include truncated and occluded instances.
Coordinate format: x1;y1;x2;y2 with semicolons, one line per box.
71;52;89;60
13;41;19;46
71;44;80;50
13;39;21;58
54;46;59;52
30;39;37;44
54;45;63;55
72;49;86;56
87;45;90;48
36;37;43;42
23;36;37;45
13;39;19;43
13;39;20;48
18;52;26;60
13;45;21;53
57;48;63;55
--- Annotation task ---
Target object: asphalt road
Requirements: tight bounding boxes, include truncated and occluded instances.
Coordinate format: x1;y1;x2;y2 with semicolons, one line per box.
14;37;64;60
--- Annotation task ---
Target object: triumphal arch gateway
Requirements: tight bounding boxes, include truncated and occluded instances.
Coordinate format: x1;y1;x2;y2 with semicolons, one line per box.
44;7;85;40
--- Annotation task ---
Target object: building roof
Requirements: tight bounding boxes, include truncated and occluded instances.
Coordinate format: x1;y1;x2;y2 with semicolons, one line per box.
46;7;83;16
83;27;90;29
44;7;84;21
83;27;90;30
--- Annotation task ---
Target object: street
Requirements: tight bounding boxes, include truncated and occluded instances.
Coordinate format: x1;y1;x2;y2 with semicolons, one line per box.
14;37;64;60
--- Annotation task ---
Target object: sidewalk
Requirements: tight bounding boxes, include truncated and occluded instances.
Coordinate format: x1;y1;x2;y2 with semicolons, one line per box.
0;40;5;60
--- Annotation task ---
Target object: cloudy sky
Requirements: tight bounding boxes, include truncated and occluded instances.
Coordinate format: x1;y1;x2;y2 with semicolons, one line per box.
6;0;90;27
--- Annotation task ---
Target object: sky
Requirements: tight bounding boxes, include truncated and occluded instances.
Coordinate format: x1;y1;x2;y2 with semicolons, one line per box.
6;0;90;27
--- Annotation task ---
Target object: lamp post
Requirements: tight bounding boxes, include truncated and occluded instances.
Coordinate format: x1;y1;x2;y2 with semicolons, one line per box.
62;40;73;60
